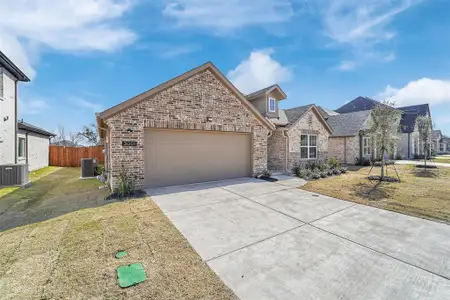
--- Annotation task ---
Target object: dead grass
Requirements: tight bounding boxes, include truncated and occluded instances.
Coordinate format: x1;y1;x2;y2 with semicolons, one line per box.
301;165;450;224
0;198;237;300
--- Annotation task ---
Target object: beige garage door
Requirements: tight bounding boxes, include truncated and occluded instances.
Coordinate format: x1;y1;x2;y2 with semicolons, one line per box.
144;129;252;187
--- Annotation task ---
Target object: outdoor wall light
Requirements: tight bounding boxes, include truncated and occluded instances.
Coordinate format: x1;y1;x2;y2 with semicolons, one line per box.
206;117;213;122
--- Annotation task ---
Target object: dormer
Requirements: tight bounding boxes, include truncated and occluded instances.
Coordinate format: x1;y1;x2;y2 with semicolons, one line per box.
245;84;287;119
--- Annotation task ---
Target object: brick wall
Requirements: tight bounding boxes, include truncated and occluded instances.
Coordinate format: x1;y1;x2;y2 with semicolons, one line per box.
286;109;330;171
328;137;346;163
268;129;286;171
104;69;269;189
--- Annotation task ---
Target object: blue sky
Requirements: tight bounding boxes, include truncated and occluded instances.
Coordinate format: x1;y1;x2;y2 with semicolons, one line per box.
1;0;450;135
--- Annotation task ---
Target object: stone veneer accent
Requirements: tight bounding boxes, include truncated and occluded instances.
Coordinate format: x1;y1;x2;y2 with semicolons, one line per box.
104;69;269;188
267;129;286;171
286;109;330;171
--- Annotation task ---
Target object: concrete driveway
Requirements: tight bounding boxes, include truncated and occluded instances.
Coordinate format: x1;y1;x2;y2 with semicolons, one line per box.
146;177;450;300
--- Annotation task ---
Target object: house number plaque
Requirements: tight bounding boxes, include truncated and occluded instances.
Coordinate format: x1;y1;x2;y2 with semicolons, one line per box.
122;140;138;147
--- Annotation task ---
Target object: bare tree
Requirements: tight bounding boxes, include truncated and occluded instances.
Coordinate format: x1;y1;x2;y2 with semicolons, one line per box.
416;114;432;168
52;124;66;145
78;124;101;146
366;100;403;180
69;131;83;147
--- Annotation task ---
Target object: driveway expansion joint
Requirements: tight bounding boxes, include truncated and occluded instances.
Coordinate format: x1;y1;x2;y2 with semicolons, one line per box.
309;223;450;281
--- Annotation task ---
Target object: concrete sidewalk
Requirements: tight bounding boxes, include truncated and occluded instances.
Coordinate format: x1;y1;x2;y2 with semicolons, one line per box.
395;160;450;167
146;178;450;300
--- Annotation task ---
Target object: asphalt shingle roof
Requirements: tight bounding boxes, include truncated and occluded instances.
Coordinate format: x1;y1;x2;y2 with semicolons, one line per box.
327;110;372;137
284;104;314;125
335;96;391;113
245;85;277;99
18;121;55;137
397;104;430;133
317;106;340;119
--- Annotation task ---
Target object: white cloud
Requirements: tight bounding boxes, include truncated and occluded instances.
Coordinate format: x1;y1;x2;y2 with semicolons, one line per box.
338;60;357;71
227;49;292;94
72;97;103;112
163;0;293;32
19;99;50;115
383;52;397;62
0;0;137;79
316;0;421;68
378;78;450;106
159;44;202;58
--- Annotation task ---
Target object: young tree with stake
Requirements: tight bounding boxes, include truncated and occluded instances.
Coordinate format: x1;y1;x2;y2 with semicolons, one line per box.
366;100;403;180
416;114;432;168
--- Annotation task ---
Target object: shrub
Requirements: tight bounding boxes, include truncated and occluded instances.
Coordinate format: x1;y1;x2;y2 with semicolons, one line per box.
355;157;371;166
340;167;348;173
312;172;321;180
114;165;135;198
320;172;328;178
327;156;341;170
327;169;333;176
395;153;403;160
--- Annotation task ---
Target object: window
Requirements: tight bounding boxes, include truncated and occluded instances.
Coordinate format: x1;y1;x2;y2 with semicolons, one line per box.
300;134;317;159
18;137;26;158
268;97;276;112
363;137;371;156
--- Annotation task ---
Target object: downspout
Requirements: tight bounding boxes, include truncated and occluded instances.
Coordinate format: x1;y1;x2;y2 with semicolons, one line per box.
359;132;363;163
408;133;411;159
282;129;289;173
25;132;29;165
14;80;18;164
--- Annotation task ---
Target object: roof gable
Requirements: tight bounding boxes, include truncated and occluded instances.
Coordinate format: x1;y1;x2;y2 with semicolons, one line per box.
336;96;382;113
285;105;333;134
397;104;430;133
246;84;287;101
97;62;275;134
327;110;372;137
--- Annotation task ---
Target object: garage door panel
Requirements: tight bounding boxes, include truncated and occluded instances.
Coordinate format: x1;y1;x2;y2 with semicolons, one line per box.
144;129;251;187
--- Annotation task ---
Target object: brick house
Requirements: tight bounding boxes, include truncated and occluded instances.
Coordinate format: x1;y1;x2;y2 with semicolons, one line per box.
97;62;432;189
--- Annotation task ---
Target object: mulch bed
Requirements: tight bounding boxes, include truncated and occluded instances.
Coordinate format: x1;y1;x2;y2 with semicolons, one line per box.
105;190;148;201
415;165;438;169
259;176;279;182
368;176;400;182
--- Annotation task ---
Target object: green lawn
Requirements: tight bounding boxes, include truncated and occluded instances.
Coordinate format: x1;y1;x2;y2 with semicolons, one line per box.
0;166;59;198
434;156;450;164
302;165;450;224
0;167;237;300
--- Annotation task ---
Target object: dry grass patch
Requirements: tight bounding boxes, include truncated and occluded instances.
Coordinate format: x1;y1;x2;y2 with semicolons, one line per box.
301;165;450;223
0;197;237;300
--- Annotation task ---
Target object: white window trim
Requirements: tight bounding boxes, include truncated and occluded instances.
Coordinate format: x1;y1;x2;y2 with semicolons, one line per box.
300;134;317;159
268;97;276;112
18;137;26;159
363;137;371;156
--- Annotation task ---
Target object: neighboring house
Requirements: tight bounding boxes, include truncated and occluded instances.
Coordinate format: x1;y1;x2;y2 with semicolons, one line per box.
397;104;431;158
441;135;450;153
334;97;431;160
323;110;373;164
96;62;435;189
0;51;30;165
431;130;442;154
17;121;55;171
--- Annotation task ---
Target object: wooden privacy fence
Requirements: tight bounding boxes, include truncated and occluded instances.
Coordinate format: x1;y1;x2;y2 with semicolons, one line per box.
49;145;104;167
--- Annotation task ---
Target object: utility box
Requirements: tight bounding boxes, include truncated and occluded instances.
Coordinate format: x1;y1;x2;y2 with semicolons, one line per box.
81;158;96;178
0;164;29;186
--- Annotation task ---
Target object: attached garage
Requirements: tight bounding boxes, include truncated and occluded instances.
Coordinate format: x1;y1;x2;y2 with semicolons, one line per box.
144;129;251;187
97;62;274;190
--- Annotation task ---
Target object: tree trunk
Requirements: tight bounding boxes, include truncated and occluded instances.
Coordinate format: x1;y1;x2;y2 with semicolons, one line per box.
381;147;385;180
